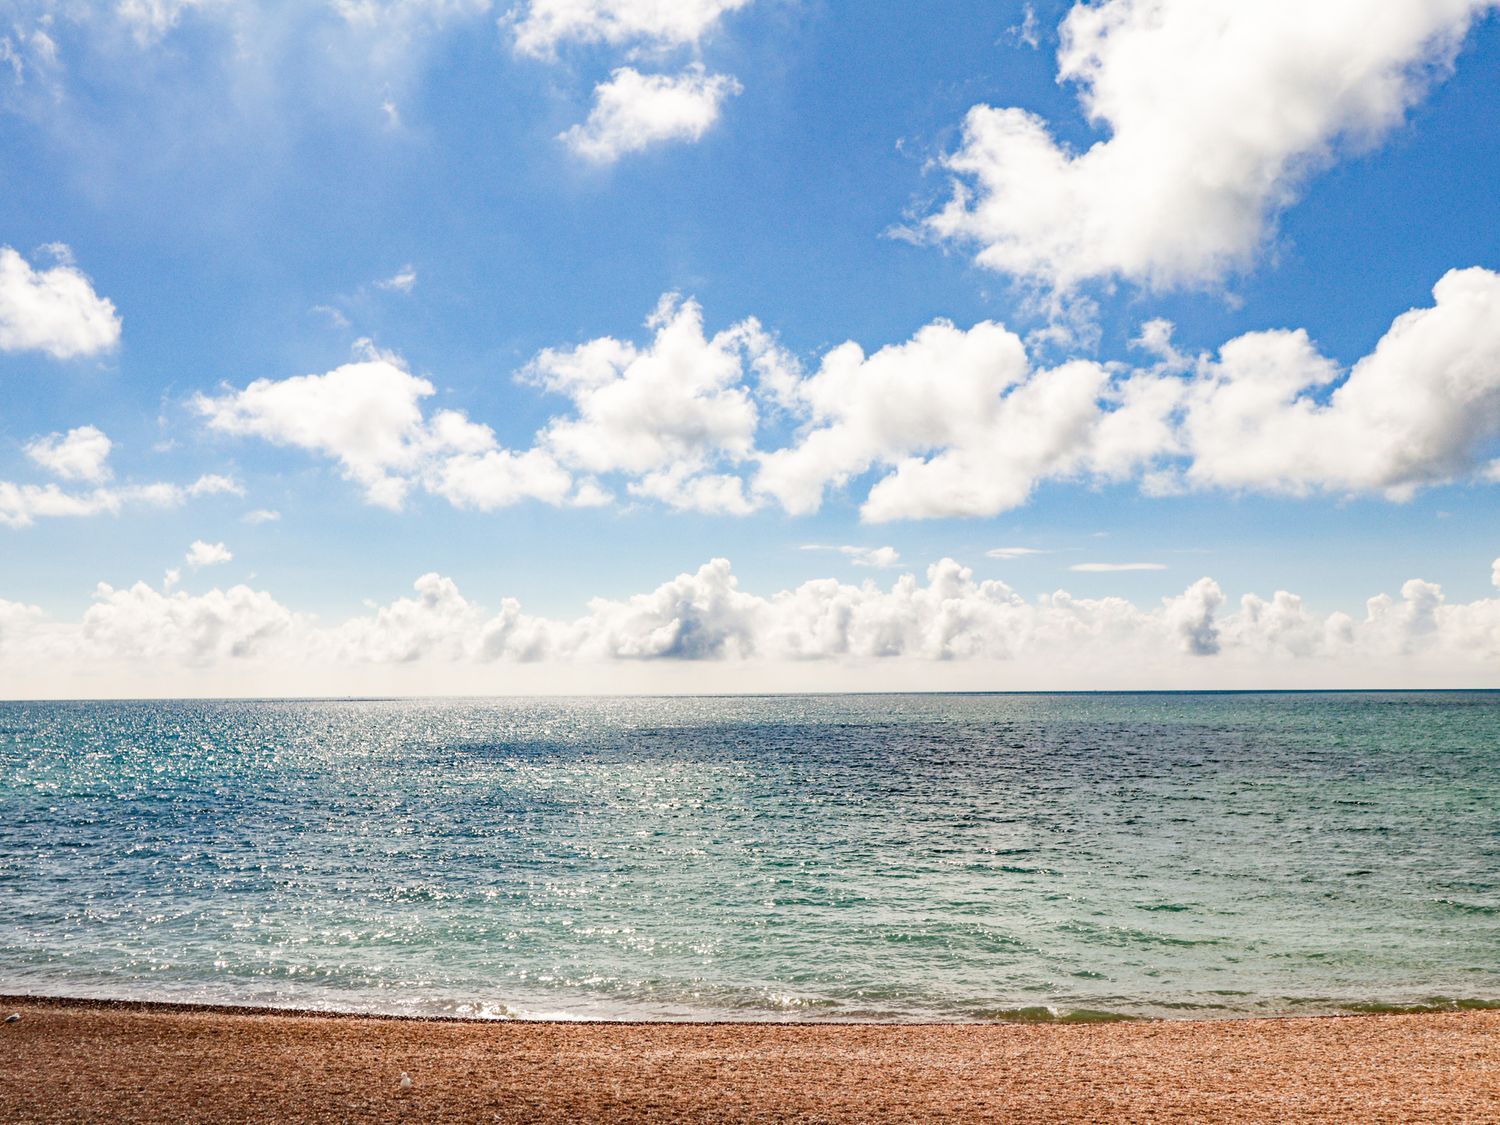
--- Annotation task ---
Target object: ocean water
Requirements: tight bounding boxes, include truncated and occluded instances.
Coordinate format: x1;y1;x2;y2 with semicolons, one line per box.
0;693;1496;1023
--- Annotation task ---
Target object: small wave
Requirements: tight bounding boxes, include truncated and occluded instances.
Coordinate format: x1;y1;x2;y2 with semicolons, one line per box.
1335;997;1500;1016
1433;898;1500;916
974;1006;1137;1024
758;992;840;1013
1056;920;1224;948
445;1001;528;1020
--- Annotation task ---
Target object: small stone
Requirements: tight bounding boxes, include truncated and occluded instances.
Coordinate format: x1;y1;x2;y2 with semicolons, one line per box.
3;1014;18;1023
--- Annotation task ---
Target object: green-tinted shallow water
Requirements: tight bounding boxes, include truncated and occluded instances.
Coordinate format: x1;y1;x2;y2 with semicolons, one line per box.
0;693;1496;1021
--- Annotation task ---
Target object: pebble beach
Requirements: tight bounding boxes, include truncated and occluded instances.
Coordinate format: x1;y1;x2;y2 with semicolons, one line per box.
1;998;1496;1123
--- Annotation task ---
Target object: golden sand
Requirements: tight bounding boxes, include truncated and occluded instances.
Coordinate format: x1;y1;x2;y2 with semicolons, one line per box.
0;997;1495;1122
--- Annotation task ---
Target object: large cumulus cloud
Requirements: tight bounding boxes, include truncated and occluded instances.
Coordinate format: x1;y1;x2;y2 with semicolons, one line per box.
194;269;1500;522
919;0;1497;290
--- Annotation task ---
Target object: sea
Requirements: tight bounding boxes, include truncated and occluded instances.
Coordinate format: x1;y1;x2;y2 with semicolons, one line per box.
1;693;1496;1023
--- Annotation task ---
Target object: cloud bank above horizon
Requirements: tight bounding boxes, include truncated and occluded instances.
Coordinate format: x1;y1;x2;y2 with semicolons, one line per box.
1;554;1497;697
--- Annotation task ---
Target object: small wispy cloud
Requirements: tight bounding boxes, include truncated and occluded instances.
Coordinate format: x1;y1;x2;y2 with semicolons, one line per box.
311;266;415;331
801;544;901;569
987;546;1047;560
187;474;243;498
243;509;280;524
1070;562;1167;573
377;265;417;293
1006;3;1040;49
312;304;351;328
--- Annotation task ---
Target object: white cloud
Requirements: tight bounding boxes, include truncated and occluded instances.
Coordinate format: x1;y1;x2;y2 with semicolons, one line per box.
109;0;496;56
243;508;281;524
186;473;243;497
763;267;1500;518
377;264;417;293
626;466;758;515
193;270;1500;521
426;446;575;510
198;302;770;517
0;39;20;85
4;556;1499;695
1163;576;1224;656
527;295;755;472
2;421;236;529
332;571;487;663
0;246;121;359
1071;562;1167;573
802;545;902;569
845;546;899;569
561;65;740;163
79;579;297;666
313;304;353;329
755;317;1171;522
24;425;113;482
510;0;751;161
1008;4;1040;50
1180;267;1500;498
1;480;181;528
195;353;441;507
185;540;232;567
0;22;57;86
335;0;494;34
1130;318;1189;371
509;0;751;56
195;346;580;512
524;293;773;512
0;595;46;646
987;547;1047;560
921;0;1498;289
577;557;762;659
116;0;211;45
5;0;496;144
755;319;1035;514
857;359;1127;523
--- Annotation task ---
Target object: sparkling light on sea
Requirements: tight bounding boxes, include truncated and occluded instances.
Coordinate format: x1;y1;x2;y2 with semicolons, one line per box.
1;693;1496;1022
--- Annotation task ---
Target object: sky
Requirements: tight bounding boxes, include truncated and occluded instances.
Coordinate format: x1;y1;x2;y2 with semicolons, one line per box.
1;0;1498;696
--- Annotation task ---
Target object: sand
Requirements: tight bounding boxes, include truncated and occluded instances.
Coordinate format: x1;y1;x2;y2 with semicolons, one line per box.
0;997;1495;1122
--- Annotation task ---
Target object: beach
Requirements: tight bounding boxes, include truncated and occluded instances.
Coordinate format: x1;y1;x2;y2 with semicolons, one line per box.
0;998;1495;1123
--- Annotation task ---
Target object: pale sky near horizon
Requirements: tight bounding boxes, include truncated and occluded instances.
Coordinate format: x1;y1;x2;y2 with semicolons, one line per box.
1;0;1498;696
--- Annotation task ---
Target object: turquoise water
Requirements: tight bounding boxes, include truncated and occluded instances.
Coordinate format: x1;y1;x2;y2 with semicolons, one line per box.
0;693;1496;1022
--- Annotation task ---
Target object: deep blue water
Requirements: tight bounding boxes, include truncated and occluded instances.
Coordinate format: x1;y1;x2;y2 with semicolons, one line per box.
0;693;1496;1021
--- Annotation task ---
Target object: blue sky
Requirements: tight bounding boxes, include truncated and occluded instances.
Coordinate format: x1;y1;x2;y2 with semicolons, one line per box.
1;0;1498;694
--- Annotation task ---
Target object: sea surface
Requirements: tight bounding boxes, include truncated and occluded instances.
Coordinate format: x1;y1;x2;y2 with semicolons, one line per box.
1;693;1496;1022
